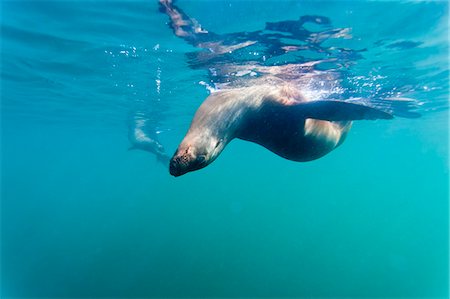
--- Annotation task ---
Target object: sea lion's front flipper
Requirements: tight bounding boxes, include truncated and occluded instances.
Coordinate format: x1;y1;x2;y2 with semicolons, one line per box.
295;98;420;121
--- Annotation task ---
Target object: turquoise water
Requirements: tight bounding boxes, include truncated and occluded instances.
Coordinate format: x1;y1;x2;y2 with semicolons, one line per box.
1;0;449;298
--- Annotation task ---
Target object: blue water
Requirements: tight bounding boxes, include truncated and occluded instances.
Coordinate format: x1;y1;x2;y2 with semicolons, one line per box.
1;0;449;298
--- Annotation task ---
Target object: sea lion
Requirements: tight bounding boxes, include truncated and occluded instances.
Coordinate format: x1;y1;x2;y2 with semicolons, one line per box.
168;75;407;176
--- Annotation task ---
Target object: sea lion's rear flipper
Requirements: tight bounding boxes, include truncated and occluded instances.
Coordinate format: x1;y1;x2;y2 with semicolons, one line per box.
297;98;420;121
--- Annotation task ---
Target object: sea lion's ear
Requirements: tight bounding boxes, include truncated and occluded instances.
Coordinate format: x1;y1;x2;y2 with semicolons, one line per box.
292;98;420;121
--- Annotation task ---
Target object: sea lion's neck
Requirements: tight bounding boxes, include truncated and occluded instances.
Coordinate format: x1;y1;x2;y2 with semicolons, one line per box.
188;89;259;143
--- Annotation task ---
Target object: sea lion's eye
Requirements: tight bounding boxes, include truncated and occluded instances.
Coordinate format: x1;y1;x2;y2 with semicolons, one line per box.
215;139;223;149
196;155;206;165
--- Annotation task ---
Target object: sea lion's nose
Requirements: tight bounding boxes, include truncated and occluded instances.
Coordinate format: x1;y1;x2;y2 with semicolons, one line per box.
169;157;182;177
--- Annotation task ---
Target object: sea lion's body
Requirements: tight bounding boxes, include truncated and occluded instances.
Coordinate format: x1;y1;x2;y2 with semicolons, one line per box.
237;99;351;162
169;77;354;176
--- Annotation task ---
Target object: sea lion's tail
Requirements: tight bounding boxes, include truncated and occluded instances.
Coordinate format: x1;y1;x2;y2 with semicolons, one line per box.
296;97;420;121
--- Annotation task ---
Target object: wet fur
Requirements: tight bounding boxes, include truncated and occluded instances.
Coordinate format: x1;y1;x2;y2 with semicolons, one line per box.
170;82;351;176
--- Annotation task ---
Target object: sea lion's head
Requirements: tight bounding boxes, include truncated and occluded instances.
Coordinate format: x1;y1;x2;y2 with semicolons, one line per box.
169;135;225;177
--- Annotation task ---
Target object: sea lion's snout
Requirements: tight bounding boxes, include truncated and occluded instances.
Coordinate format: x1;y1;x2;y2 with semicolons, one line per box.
169;155;190;177
170;134;226;176
169;152;207;177
169;158;183;177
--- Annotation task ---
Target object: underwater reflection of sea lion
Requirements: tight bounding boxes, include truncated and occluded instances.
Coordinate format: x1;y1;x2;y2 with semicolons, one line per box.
154;0;419;176
128;117;170;165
